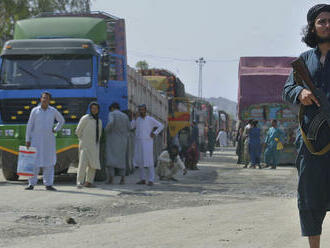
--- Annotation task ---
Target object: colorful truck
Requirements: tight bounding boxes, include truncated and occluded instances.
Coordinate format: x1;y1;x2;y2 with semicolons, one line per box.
238;57;298;164
140;69;190;139
0;12;167;180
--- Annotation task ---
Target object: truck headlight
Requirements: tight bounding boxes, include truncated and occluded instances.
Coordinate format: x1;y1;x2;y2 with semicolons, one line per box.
61;128;71;136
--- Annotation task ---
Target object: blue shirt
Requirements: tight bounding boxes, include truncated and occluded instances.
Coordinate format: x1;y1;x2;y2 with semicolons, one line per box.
283;48;330;152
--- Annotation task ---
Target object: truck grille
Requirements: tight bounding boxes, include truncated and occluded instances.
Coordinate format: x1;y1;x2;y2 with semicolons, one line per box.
0;98;96;123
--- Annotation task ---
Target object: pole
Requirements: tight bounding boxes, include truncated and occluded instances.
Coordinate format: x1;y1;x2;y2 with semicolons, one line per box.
195;57;206;99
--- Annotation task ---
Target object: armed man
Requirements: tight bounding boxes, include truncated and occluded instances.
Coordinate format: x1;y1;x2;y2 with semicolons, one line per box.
283;4;330;248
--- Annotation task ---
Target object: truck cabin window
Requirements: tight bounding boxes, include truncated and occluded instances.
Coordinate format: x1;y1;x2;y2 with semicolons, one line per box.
0;54;92;89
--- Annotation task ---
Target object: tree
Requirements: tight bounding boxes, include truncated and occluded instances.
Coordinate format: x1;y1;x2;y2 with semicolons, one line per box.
0;0;91;49
135;60;149;71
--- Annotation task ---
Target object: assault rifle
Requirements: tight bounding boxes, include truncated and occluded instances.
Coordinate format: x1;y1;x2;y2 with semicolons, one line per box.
291;57;330;141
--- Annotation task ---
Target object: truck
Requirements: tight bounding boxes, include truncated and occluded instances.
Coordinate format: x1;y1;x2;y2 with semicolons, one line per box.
0;12;168;180
238;56;298;164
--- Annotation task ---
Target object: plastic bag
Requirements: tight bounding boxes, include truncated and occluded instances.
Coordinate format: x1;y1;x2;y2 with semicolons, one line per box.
17;146;37;176
276;141;284;150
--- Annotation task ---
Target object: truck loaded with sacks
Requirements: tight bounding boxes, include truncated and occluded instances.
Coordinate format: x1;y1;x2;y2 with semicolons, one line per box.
0;12;168;181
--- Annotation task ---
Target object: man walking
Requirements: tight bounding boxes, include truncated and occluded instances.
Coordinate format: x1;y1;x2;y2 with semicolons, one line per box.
25;92;65;191
105;102;130;185
283;4;330;248
264;120;284;169
75;102;102;188
132;104;164;186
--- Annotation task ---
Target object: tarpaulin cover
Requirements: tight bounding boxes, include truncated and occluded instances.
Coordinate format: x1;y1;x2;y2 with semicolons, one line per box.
238;57;296;117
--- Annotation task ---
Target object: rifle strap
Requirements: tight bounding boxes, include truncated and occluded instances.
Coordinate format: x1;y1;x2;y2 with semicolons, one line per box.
298;105;330;155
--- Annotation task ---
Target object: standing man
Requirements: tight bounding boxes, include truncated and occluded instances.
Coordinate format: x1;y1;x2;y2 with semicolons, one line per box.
191;121;199;146
216;129;228;151
132;104;164;186
264;120;284;169
242;119;253;168
248;120;262;169
25;92;65;191
105;102;130;185
75;102;102;188
207;126;216;157
283;4;330;248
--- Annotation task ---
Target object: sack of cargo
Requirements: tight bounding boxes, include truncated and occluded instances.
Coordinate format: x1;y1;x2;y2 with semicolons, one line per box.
17;146;37;176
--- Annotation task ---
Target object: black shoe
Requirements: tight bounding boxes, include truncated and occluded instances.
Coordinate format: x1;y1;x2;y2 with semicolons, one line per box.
25;185;34;190
169;177;178;182
46;186;57;191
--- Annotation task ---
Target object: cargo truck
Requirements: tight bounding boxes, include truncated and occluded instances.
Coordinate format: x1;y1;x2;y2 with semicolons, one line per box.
238;56;298;164
0;12;167;180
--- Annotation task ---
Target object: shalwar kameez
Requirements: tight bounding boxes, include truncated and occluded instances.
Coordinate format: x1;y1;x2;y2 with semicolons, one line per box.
76;114;102;186
105;109;130;177
132;116;164;183
156;150;185;179
283;45;330;236
26;105;65;187
264;127;284;168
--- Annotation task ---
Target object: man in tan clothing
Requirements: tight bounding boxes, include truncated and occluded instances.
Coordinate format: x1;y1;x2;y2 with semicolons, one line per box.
75;102;102;188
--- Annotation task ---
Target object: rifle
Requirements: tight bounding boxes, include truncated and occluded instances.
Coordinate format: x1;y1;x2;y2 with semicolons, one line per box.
292;57;330;155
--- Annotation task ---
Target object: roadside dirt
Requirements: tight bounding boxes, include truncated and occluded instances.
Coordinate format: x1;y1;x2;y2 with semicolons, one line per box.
0;147;305;248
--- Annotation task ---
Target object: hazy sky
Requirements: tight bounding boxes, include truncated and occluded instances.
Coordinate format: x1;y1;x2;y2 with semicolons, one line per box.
92;0;325;102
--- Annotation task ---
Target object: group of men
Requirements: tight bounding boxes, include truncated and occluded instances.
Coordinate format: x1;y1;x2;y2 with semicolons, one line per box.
236;119;284;169
18;4;330;247
24;93;187;191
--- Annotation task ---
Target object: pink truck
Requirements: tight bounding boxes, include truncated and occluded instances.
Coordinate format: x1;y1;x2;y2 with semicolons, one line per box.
238;56;298;164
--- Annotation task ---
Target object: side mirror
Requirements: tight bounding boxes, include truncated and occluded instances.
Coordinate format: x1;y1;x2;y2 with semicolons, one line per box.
100;53;110;84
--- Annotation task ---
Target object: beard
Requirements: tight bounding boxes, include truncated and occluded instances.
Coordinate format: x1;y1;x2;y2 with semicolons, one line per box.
316;33;330;44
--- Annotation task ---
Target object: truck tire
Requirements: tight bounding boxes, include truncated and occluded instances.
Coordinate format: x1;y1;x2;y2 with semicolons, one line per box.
1;152;19;181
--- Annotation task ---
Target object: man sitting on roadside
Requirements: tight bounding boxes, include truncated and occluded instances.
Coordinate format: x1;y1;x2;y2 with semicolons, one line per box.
156;145;187;181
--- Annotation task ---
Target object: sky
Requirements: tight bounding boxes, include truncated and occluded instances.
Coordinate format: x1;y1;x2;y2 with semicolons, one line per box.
91;0;325;102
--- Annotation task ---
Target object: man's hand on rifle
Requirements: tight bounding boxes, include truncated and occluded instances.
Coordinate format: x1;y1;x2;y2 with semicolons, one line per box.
298;89;320;107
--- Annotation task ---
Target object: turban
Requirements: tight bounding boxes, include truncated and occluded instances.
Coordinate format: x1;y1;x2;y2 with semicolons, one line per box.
307;4;330;23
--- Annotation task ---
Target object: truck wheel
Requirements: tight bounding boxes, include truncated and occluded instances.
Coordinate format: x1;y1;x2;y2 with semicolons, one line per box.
1;152;19;181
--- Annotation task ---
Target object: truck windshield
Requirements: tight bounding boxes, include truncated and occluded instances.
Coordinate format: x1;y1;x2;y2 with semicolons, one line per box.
0;54;92;89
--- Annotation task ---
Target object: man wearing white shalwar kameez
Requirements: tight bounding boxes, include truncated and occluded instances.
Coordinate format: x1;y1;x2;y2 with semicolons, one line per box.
25;92;65;191
156;145;187;181
216;130;228;150
132;105;164;186
75;102;102;188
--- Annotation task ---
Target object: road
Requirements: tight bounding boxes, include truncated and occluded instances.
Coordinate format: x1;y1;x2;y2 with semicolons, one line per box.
1;147;329;248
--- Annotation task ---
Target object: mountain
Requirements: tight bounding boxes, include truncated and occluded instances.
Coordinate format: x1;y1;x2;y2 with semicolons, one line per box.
205;97;237;119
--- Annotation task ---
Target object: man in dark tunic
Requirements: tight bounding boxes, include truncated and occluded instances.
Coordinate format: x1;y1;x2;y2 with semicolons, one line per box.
282;4;330;248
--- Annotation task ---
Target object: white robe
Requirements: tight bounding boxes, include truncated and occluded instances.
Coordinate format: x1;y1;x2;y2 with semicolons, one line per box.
26;105;65;168
75;114;102;170
217;131;228;147
156;150;185;178
132;116;164;168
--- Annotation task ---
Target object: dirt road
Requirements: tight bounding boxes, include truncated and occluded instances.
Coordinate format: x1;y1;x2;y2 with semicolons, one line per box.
1;148;328;248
